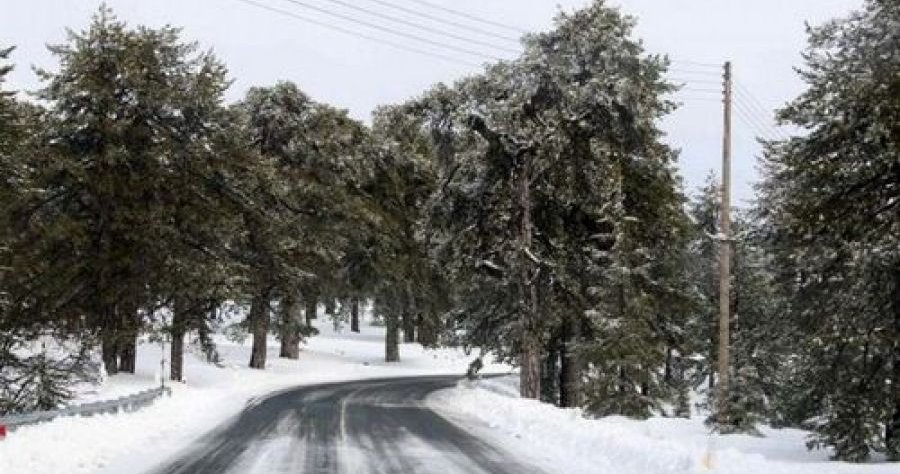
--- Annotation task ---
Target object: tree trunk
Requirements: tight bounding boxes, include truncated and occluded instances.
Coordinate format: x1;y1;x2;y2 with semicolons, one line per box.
886;266;900;460
279;293;302;360
100;308;119;376
304;294;317;327
559;317;582;408
170;302;187;382
518;152;542;399
664;346;674;385
249;291;270;369
118;336;136;373
402;283;417;343
97;199;117;376
385;312;400;362
416;313;438;347
350;297;360;333
541;336;560;405
324;297;336;318
101;331;119;377
520;336;542;399
117;305;138;374
401;309;416;343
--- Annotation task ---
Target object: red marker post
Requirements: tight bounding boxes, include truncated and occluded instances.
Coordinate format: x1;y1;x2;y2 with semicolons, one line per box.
0;424;7;440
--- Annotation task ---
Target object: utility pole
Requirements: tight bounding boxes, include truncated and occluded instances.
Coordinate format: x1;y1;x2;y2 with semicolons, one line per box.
716;61;733;425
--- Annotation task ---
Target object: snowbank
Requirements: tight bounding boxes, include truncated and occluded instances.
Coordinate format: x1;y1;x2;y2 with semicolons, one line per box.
429;375;897;474
0;318;506;474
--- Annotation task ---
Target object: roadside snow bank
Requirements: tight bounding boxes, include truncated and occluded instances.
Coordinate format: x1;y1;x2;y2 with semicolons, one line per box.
429;376;897;474
0;318;505;474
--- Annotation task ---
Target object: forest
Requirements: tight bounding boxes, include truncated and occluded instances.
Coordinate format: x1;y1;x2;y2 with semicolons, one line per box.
0;0;897;463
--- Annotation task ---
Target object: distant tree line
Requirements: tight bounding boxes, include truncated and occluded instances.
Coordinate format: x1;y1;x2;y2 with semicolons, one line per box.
0;0;896;462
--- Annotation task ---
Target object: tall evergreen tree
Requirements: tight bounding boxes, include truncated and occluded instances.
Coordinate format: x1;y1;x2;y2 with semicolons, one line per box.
758;0;900;460
235;82;372;368
686;176;787;432
0;46;99;413
414;1;679;400
367;104;438;362
2;8;238;381
18;8;222;373
686;174;722;393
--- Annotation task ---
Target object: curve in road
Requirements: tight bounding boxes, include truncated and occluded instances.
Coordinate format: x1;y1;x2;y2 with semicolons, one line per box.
148;375;547;474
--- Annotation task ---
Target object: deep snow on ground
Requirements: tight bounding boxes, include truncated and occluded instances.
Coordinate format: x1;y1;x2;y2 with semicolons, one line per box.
5;317;896;474
429;376;898;474
0;316;507;474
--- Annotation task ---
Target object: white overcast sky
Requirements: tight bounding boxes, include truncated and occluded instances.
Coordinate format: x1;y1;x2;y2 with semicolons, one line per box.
1;0;862;204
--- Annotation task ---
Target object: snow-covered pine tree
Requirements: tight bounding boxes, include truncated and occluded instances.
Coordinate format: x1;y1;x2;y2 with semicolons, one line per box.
519;2;691;416
686;176;787;432
0;44;19;256
414;1;682;402
366;104;441;361
22;7;160;375
17;7;239;379
758;0;900;460
686;174;722;395
235;81;375;367
579;132;690;418
715;212;788;433
1;50;100;403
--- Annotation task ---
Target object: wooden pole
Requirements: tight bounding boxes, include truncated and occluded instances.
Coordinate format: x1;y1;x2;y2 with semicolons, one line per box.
716;61;733;424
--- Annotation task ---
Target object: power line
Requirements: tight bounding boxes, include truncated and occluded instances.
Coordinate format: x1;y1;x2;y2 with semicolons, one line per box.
733;107;775;142
733;101;775;136
734;83;791;141
679;87;723;94
734;100;786;140
734;82;781;126
357;0;521;43
676;97;723;103
670;77;722;85
318;0;520;54
733;101;785;141
403;0;528;34
670;58;722;69
731;91;790;141
232;0;480;67
669;68;720;77
276;0;502;61
231;0;789;144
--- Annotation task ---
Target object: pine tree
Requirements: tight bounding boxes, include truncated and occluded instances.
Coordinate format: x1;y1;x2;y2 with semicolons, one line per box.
0;47;99;411
686;174;722;395
235;82;373;368
580;137;689;418
524;1;684;410
366;104;439;362
411;1;680;401
2;7;239;381
758;0;900;460
1;9;277;392
712;213;786;433
685;176;786;432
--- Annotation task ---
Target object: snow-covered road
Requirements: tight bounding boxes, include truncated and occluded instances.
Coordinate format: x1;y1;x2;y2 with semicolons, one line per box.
5;315;893;474
147;375;547;474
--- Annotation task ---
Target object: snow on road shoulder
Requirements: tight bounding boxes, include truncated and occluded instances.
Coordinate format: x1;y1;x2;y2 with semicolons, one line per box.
0;319;504;474
428;376;897;474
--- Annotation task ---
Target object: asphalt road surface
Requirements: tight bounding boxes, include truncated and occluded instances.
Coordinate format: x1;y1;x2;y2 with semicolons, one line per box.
149;375;549;474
